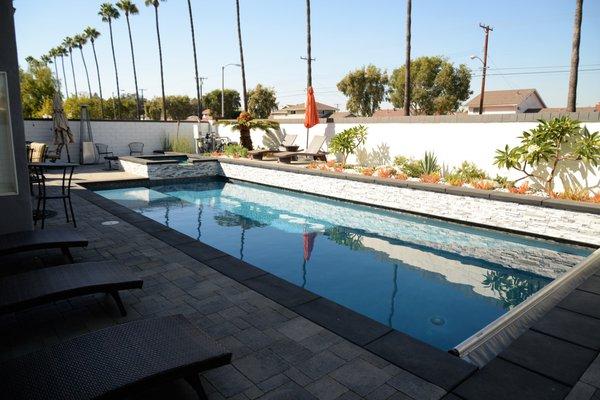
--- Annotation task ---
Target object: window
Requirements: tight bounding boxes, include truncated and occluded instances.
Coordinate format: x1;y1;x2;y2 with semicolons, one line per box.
0;72;18;196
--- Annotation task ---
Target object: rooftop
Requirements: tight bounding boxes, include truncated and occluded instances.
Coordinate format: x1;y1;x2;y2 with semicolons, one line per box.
466;89;547;108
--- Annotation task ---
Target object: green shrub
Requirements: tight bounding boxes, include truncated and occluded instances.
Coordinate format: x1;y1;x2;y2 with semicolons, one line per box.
394;155;424;177
171;137;194;153
223;143;249;158
456;161;487;181
329;125;368;164
420;151;440;175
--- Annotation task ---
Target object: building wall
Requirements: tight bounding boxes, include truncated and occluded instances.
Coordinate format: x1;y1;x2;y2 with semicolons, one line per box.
0;0;33;234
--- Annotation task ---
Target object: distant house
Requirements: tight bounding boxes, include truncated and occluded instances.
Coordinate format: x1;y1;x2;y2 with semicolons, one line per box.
372;109;406;118
466;89;546;114
270;102;337;120
329;111;355;119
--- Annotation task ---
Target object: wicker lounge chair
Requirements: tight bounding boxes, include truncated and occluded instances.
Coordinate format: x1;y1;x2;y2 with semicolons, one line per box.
275;135;328;163
0;261;143;316
248;134;298;160
0;314;231;399
0;228;88;263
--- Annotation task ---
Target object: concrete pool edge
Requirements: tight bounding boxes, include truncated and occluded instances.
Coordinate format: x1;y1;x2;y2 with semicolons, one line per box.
75;187;478;391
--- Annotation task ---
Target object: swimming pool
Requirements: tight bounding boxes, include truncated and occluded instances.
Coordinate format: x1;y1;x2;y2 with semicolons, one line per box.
96;179;592;350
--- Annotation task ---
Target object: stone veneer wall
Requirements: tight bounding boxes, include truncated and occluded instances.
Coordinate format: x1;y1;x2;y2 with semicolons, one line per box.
120;159;221;179
217;162;600;246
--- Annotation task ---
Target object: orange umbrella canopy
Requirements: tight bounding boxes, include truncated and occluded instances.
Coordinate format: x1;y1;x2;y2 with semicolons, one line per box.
304;86;319;129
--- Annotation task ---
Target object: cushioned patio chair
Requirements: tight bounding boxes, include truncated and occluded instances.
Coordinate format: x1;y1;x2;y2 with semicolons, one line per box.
248;134;298;160
28;142;47;162
0;314;232;400
45;143;64;163
129;142;144;156
0;228;88;263
274;135;328;164
0;261;143;317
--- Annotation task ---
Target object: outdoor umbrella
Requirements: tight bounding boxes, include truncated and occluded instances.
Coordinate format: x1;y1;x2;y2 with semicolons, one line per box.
52;92;73;162
304;86;319;149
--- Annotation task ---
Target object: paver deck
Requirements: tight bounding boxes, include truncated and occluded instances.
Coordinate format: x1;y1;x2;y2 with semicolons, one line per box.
2;165;599;399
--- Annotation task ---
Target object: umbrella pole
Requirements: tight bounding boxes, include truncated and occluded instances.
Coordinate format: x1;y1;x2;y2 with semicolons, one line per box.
306;127;309;150
65;138;71;163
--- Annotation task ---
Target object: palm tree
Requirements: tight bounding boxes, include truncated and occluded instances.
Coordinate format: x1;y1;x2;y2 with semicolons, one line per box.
62;37;78;98
235;0;248;111
187;0;201;118
403;0;411;116
73;34;93;97
566;0;583;112
84;27;105;118
47;49;60;89
116;0;141;120
56;45;70;98
145;0;167;121
99;3;121;118
217;111;279;150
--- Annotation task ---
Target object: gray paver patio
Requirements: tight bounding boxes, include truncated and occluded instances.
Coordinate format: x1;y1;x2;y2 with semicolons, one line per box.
0;180;449;400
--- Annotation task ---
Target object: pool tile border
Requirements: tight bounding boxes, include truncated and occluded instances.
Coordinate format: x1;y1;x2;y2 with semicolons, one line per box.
76;187;478;391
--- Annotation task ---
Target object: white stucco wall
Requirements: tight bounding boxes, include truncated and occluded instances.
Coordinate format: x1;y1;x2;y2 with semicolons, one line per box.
24;118;600;192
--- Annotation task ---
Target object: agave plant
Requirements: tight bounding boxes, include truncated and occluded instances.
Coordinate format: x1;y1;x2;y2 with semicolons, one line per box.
420;151;440;175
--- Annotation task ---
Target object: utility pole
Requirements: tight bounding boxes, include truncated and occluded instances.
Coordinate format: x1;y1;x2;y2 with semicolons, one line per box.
197;77;207;118
477;23;493;115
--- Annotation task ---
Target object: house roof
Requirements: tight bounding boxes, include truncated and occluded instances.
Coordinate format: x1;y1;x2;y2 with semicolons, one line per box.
372;109;406;117
281;102;337;112
525;106;598;113
329;111;355;118
466;89;546;108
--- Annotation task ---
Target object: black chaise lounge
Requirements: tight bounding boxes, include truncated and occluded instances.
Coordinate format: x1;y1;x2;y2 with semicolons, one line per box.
0;261;143;316
0;314;232;400
0;228;88;263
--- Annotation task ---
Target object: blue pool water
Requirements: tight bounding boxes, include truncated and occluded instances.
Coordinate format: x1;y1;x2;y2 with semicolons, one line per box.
96;180;592;350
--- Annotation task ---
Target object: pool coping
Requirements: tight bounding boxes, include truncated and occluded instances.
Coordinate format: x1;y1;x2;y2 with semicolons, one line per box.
75;184;478;391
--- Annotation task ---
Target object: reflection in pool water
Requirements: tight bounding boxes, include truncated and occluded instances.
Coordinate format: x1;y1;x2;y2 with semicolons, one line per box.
96;180;591;350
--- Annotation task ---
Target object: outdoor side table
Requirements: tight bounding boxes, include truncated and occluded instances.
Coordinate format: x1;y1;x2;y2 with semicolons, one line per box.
28;162;78;229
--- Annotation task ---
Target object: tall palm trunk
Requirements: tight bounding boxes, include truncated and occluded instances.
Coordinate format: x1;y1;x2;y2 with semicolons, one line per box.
566;0;583;112
152;5;167;121
403;0;411;116
125;13;141;119
187;0;201;118
52;56;61;92
78;47;93;97
68;49;78;98
235;0;248;111
90;40;105;118
60;55;69;98
107;20;121;118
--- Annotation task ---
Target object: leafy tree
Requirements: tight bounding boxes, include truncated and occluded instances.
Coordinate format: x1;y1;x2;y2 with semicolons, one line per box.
64;96;104;119
247;84;278;119
388;56;471;115
494;117;600;194
20;58;57;118
202;89;241;119
144;97;163;120
116;0;142;119
337;65;388;116
217;111;279;150
328;125;368;164
99;3;121;117
165;95;195;120
145;0;167;120
84;27;105;118
64;95;138;120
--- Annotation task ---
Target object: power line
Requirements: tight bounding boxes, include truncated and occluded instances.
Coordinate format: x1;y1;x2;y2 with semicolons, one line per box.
472;68;600;77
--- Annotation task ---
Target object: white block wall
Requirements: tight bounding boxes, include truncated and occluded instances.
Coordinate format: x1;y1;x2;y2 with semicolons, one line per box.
24;118;600;192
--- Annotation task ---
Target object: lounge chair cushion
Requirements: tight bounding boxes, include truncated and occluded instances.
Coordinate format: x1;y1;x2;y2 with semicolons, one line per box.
0;261;142;315
0;314;232;399
0;228;88;257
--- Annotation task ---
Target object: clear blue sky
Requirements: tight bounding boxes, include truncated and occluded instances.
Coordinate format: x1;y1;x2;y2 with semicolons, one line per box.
13;0;600;109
